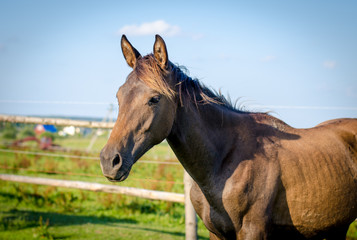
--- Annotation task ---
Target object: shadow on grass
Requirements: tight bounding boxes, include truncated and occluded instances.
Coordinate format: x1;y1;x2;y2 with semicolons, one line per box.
1;209;209;239
1;209;137;228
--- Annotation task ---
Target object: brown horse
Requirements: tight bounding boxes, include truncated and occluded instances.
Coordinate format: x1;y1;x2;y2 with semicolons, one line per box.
100;35;357;240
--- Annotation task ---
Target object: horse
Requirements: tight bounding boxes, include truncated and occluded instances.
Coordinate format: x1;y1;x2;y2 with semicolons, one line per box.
100;35;357;240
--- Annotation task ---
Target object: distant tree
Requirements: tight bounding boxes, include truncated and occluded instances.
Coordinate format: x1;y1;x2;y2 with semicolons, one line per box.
40;132;56;141
2;123;17;139
18;126;36;139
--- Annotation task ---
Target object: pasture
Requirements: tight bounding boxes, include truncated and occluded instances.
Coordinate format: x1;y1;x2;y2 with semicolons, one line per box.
0;124;208;239
0;123;356;239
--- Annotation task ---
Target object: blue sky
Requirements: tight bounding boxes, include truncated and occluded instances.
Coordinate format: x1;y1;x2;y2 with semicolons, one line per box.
0;0;356;128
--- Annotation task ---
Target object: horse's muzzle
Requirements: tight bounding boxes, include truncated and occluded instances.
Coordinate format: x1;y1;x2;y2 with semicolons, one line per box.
100;148;130;182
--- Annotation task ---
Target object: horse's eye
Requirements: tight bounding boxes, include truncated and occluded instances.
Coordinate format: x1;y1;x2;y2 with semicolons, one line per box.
148;95;161;106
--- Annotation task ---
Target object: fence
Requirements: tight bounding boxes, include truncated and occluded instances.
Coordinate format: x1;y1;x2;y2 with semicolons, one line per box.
0;114;197;240
0;174;184;202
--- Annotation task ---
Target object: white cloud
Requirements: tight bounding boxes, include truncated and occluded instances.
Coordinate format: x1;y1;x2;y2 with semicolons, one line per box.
261;55;277;62
119;20;181;37
323;60;337;69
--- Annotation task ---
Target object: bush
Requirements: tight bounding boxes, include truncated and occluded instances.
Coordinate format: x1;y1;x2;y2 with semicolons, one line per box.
18;126;35;139
2;123;17;139
40;132;56;141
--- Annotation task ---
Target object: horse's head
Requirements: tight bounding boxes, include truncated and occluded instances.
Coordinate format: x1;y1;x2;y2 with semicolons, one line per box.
100;35;177;182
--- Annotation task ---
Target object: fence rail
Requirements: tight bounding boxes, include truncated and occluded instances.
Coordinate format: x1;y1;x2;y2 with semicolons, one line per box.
0;174;185;203
0;148;180;165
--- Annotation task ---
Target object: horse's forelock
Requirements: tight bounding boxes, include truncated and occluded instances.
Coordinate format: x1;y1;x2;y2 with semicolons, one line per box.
134;54;176;100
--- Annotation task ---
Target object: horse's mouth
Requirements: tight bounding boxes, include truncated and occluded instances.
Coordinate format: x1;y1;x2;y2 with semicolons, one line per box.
105;170;130;182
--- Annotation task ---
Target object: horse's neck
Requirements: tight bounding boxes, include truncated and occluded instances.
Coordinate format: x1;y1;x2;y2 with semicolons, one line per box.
167;102;255;188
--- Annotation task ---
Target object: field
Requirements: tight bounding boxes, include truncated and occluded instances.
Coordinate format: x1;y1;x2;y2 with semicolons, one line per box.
0;124;209;240
0;123;356;239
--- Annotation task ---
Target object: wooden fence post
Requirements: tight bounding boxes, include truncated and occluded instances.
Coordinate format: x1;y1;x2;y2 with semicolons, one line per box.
184;170;197;240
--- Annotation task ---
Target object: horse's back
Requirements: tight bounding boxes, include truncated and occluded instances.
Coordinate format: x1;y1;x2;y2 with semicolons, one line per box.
316;117;357;129
274;118;357;238
316;118;357;159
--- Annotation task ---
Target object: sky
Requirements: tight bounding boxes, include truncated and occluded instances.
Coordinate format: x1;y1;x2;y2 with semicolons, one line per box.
0;0;356;128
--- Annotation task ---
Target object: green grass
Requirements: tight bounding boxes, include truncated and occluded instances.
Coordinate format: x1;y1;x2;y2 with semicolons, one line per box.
0;181;209;240
54;134;109;153
0;130;209;240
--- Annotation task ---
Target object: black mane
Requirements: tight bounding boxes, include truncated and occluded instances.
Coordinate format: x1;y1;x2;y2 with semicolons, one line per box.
171;64;249;114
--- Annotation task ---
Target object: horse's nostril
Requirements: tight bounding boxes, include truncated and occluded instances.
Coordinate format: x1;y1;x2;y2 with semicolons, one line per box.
112;154;120;168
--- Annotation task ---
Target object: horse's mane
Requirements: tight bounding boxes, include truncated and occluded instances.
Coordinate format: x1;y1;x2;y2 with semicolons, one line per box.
135;54;249;114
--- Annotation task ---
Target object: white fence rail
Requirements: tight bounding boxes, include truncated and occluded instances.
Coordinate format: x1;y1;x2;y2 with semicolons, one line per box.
0;174;185;203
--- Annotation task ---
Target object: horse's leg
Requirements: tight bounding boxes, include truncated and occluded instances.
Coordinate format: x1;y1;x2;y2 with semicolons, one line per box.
209;231;223;240
236;171;279;240
237;220;268;240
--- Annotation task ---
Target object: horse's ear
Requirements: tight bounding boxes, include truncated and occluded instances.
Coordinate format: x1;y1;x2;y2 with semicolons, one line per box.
153;34;169;69
121;35;141;68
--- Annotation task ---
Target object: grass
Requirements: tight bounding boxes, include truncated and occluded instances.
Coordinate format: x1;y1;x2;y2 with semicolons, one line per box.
0;180;210;240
